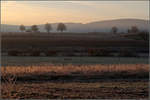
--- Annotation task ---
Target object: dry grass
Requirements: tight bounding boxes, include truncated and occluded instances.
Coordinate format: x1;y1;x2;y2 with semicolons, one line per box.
1;64;149;99
1;81;148;99
1;64;149;79
1;64;149;75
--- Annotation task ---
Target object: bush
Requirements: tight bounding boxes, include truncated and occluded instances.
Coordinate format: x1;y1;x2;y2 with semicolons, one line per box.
8;50;20;56
30;50;41;56
45;50;57;56
88;48;112;56
118;50;137;57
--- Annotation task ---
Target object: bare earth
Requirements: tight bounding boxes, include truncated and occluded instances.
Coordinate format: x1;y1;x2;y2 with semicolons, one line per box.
1;81;148;99
1;64;149;99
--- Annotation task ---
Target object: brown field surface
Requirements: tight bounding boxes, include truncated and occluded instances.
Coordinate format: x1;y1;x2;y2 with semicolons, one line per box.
1;64;149;99
1;81;148;99
1;64;149;80
2;33;148;50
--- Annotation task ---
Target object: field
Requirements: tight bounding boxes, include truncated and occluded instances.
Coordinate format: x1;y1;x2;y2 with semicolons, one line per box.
1;64;149;99
2;33;148;50
1;56;149;66
1;1;149;99
1;81;148;99
1;32;149;99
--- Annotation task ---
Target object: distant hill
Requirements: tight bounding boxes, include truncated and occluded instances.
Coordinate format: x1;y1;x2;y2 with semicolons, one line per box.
1;19;149;33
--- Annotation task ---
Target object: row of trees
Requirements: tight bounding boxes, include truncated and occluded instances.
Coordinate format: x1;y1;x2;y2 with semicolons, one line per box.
111;26;148;41
20;23;146;34
19;23;67;33
111;26;140;34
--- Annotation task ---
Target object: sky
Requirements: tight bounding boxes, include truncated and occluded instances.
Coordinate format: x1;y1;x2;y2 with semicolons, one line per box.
1;1;149;25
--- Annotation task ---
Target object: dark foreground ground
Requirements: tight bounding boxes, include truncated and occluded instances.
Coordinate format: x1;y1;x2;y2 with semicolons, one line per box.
1;81;148;99
1;64;149;99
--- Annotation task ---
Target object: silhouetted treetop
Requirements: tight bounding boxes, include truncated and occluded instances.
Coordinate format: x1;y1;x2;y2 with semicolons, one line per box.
45;23;52;33
31;25;39;32
130;26;139;33
19;25;26;32
57;23;67;32
111;26;118;34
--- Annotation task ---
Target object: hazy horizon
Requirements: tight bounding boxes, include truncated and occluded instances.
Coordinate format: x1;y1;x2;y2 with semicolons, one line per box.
2;1;149;25
1;18;148;26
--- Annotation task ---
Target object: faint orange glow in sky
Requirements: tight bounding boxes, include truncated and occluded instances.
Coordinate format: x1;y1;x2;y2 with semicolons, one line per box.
1;1;149;25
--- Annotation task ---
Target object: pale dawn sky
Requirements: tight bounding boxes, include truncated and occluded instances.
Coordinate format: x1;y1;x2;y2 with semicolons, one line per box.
1;1;149;25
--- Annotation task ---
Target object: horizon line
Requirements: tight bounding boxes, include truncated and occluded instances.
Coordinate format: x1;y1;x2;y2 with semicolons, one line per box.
2;18;149;26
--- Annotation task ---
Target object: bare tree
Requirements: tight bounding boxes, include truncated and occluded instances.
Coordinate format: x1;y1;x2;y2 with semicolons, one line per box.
111;26;118;34
45;23;52;33
130;26;139;33
31;25;38;32
19;25;26;32
57;23;67;32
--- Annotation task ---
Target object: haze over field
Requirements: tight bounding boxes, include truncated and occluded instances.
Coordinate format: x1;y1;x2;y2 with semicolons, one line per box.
1;19;149;33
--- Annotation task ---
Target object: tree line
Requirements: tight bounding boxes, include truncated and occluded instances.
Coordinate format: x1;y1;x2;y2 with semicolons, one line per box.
19;23;66;33
20;23;148;35
111;26;142;34
111;26;149;41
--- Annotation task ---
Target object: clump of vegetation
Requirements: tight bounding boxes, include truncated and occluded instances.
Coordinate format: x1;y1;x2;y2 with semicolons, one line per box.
19;25;26;32
31;25;39;32
45;23;52;33
88;48;112;56
45;50;57;56
128;26;139;33
30;50;41;56
57;23;67;32
125;27;149;41
8;50;20;56
119;49;137;57
111;26;118;34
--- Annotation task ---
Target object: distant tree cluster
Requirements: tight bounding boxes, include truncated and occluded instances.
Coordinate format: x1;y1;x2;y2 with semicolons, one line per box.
20;23;148;37
19;23;67;33
57;23;67;32
31;25;39;32
111;26;139;34
45;23;52;33
19;25;26;32
111;25;149;35
127;26;139;33
111;26;118;34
